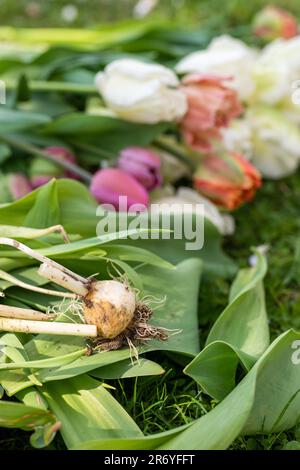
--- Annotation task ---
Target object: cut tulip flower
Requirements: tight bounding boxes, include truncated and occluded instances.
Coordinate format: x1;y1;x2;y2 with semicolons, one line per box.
179;74;243;153
90;168;149;210
95;58;187;124
194;152;262;210
118;146;162;190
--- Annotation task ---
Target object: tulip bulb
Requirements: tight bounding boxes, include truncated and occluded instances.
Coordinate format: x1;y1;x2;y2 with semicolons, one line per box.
0;238;167;351
83;280;136;339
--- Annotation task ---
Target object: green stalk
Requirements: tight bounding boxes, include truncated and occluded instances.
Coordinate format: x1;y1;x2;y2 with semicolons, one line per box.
72;141;117;162
0;136;92;184
154;136;197;171
5;80;97;95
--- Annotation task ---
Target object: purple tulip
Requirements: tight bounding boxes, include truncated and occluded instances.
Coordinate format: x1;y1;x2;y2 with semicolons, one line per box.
9;174;32;200
90;168;149;210
118;147;162;190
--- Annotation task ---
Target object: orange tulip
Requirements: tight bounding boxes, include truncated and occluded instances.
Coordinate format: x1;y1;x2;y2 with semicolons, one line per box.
194;152;262;210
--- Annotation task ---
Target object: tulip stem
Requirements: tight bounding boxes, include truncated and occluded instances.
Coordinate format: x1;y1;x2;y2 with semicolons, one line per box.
0;317;97;337
72;141;117;162
0;136;92;184
0;305;56;321
154;137;196;171
38;263;88;297
5;79;97;95
0;224;70;243
0;238;88;285
0;269;77;299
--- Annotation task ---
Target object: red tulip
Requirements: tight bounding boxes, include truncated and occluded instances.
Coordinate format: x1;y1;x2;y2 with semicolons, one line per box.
90;168;149;210
179;74;243;153
253;6;298;40
118;146;162;190
194;152;262;210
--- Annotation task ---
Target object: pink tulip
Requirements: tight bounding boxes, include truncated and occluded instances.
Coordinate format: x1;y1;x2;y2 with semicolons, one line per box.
9;174;32;200
90;168;149;210
30;146;78;189
118;146;162;190
31;175;54;189
253;5;298;41
179;74;243;153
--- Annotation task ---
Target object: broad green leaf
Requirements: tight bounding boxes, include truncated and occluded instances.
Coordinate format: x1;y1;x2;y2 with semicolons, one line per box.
73;330;300;450
0;109;50;133
206;252;269;354
0;143;11;163
41;375;142;448
184;253;269;400
0;224;68;240
90;358;165;380
73;425;189;450
24;179;60;228
0;179;236;277
0;371;36;396
16;387;48;410
0;399;59;448
0;348;85;370
42;113;169;153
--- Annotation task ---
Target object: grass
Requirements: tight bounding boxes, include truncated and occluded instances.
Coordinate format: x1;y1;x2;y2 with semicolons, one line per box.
1;172;299;450
1;0;300;29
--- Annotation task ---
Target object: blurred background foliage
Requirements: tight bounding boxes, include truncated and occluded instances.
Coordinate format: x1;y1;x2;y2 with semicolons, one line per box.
0;0;299;28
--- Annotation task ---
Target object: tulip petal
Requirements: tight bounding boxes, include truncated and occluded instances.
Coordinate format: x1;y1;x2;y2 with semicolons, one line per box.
90;168;149;210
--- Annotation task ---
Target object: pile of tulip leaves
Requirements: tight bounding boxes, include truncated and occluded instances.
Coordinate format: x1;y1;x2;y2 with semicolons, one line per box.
0;180;299;449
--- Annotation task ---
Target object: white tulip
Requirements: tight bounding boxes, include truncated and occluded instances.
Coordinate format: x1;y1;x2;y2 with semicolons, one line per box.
247;107;300;179
176;35;257;100
95;59;187;124
221;119;253;159
259;36;300;79
250;61;290;105
152;187;235;236
250;36;300;105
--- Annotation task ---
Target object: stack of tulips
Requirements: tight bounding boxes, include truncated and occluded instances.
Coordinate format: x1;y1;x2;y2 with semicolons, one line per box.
5;5;300;234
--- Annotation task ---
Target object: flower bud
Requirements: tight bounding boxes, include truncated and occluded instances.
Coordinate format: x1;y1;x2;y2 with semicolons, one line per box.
253;6;298;41
90;168;149;210
118;146;162;190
